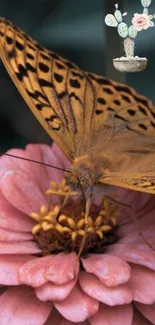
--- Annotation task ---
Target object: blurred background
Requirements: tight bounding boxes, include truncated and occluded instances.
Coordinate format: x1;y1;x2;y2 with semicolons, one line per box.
0;0;155;151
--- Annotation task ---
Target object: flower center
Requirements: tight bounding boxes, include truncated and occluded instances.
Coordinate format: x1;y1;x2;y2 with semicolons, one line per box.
30;179;119;257
138;18;145;24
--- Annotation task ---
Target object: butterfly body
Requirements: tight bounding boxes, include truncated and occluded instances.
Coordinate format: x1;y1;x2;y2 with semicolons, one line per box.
1;17;155;194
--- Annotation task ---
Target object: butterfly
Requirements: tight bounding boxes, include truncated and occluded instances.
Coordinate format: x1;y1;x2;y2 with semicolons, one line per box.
0;17;155;195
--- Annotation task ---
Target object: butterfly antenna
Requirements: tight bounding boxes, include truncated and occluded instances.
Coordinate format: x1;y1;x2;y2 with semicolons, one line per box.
105;194;155;252
0;152;71;173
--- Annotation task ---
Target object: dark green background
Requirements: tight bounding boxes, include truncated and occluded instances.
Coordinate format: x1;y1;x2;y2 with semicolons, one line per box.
0;0;155;151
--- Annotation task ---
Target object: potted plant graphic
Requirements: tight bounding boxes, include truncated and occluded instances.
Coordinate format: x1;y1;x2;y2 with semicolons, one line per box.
105;0;155;72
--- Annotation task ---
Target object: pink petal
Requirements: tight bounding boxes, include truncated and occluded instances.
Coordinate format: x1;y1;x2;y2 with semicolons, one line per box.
55;285;99;322
0;286;52;325
135;302;155;324
20;253;79;287
0;192;34;232
117;206;155;246
0;147;48;191
45;308;90;325
45;252;79;285
82;254;130;286
24;145;51;191
107;244;155;270
45;144;70;182
0;255;35;285
130;264;155;304
35;277;77;301
89;304;133;325
0;228;32;241
19;255;53;287
79;271;133;306
24;144;63;207
0;169;46;215
0;241;41;254
110;188;150;214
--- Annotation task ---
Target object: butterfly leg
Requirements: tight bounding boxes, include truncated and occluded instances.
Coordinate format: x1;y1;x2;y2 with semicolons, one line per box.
77;197;91;258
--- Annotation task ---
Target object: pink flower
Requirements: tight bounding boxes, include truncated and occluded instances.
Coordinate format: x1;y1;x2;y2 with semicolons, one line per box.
131;13;154;31
0;143;155;324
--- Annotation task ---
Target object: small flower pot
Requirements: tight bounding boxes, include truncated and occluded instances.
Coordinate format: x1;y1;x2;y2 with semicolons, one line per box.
113;57;148;72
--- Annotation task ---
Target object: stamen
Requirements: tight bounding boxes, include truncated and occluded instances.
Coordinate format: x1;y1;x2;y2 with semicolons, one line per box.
46;179;78;197
30;178;119;256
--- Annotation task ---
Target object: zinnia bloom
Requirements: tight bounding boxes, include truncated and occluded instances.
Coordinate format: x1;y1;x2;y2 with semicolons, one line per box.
0;143;155;324
131;13;154;31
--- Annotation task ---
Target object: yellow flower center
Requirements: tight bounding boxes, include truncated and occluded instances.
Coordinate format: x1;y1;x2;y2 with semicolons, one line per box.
30;179;119;257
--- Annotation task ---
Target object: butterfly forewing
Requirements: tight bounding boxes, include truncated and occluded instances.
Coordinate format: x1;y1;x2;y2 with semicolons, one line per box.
1;17;155;194
0;18;95;160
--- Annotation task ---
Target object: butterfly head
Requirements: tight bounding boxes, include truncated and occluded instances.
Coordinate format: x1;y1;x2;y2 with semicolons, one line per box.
65;167;92;191
65;158;96;191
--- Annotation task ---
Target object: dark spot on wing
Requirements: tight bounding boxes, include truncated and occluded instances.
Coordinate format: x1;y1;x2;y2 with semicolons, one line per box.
103;87;113;95
36;103;45;110
55;62;65;70
72;71;84;79
97;97;106;105
6;36;13;44
134;95;148;107
70;79;80;88
8;49;16;59
27;43;36;51
138;123;148;130
39;62;49;73
70;92;82;104
127;109;136;116
121;95;131;103
26;89;47;101
107;107;114;112
58;91;67;99
113;99;121;105
115;85;132;94
96;109;103;115
39;78;53;87
138;105;148;116
54;73;63;83
151;121;155;128
26;62;36;73
65;60;75;69
16;64;28;81
49;52;60;60
16;40;24;51
26;52;34;60
40;52;50;61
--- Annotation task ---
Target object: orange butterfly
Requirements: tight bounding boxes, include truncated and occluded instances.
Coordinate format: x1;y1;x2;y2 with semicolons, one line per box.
0;17;155;195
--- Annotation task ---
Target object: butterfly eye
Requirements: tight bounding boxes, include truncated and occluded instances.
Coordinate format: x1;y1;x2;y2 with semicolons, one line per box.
81;178;85;184
80;175;90;188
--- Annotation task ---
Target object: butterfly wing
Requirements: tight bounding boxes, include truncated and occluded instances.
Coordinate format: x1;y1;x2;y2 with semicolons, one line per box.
0;17;96;161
